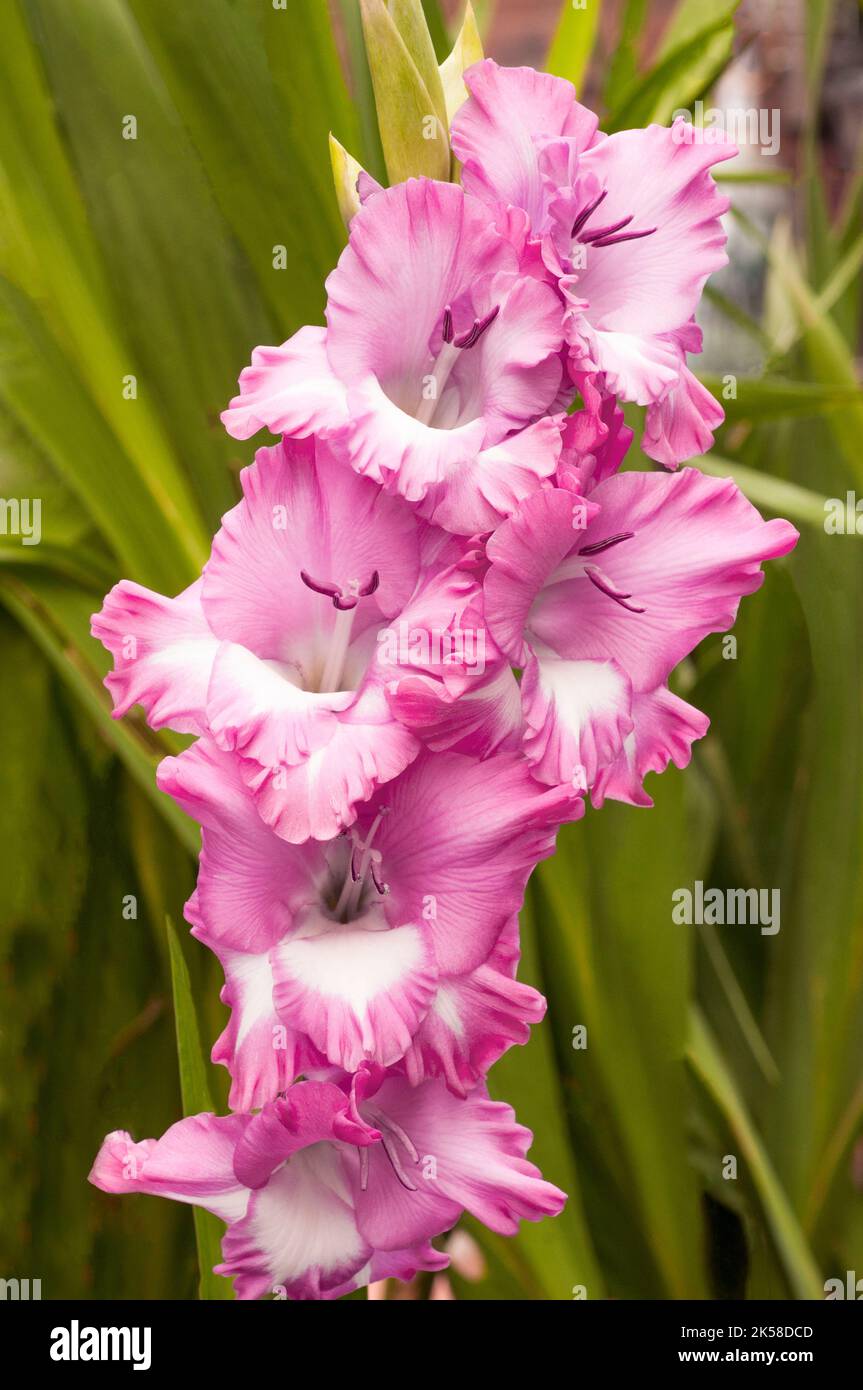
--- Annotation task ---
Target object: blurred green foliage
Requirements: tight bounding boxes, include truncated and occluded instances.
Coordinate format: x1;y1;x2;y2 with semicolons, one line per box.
1;0;861;1300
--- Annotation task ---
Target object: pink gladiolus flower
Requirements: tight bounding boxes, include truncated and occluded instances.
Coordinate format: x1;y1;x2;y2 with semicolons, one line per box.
157;739;579;1104
92;436;494;843
451;59;737;464
222;179;567;534
483;468;799;803
89;1069;566;1301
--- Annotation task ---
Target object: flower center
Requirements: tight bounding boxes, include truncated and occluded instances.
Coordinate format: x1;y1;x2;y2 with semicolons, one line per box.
359;1105;420;1192
328;809;390;923
541;531;646;615
299;568;380;692
571;189;657;250
413;301;500;427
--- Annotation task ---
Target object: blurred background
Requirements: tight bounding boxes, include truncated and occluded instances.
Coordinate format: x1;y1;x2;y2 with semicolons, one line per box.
1;0;862;1300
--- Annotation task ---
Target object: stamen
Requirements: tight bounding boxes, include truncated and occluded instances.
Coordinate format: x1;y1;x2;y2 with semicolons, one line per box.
379;1112;419;1163
571;188;608;238
334;808;390;919
453;304;500;350
442;304;454;345
578;214;633;244
584;564;645;614
370;859;389;897
300;570;340;600
359;1146;370;1192
589;226;657;248
578;531;635;557
380;1132;418;1191
357;571;380;598
300;568;379;610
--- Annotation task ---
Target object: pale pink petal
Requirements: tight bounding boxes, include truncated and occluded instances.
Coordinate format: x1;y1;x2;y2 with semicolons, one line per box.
91;578;218;734
369;749;582;976
354;1076;567;1248
452;59;598;229
592;685;710;808
271;919;438;1072
642;362;725;467
89;1114;250;1225
220;326;347;441
201;436;420;659
521;650;634;789
402;919;546;1095
528;468;800;691
240;682;421;843
157;740;323;953
325;178;514;391
570;122;736;343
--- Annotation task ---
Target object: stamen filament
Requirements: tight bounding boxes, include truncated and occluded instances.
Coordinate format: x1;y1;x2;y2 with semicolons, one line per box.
319;604;357;692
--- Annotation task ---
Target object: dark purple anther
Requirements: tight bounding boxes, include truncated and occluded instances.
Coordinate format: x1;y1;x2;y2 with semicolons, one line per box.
299;570;341;599
370;860;389;897
358;570;380;597
584;563;645;614
442;304;454;345
579;531;635;557
579;215;634;244
590;226;657;249
571;188;608;238
453;303;500;350
301;568;380;610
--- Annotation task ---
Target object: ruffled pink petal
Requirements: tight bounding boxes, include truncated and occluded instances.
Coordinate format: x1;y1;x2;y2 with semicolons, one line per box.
642;362;725;468
528;468;799;692
402;918;546;1095
424;415;563;535
202;436;420;658
387;664;524;758
233;1085;377;1190
353;1076;567;1248
203;934;326;1113
220;325;347;441
157;740;323;953
452;59;599;229
205;640;352;767
240;681;421;843
557;378;633;493
91;578;218;734
369;749;582;976
271;919;438;1073
325;178;515;390
520;649;634;789
89;1114;250;1225
219;1149;369;1301
568;122;736;344
339;376;488;498
484;486;591;663
565;315;682;405
592;685;710;808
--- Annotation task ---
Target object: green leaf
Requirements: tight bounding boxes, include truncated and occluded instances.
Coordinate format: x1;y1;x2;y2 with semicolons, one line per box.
545;0;601;90
166;916;232;1300
532;768;713;1298
699;375;863;423
605;9;737;131
439;2;484;129
126;0;346;329
359;0;450;183
687;1009;823;1300
484;892;604;1299
0;570;199;853
389;0;449;133
697;453;846;529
